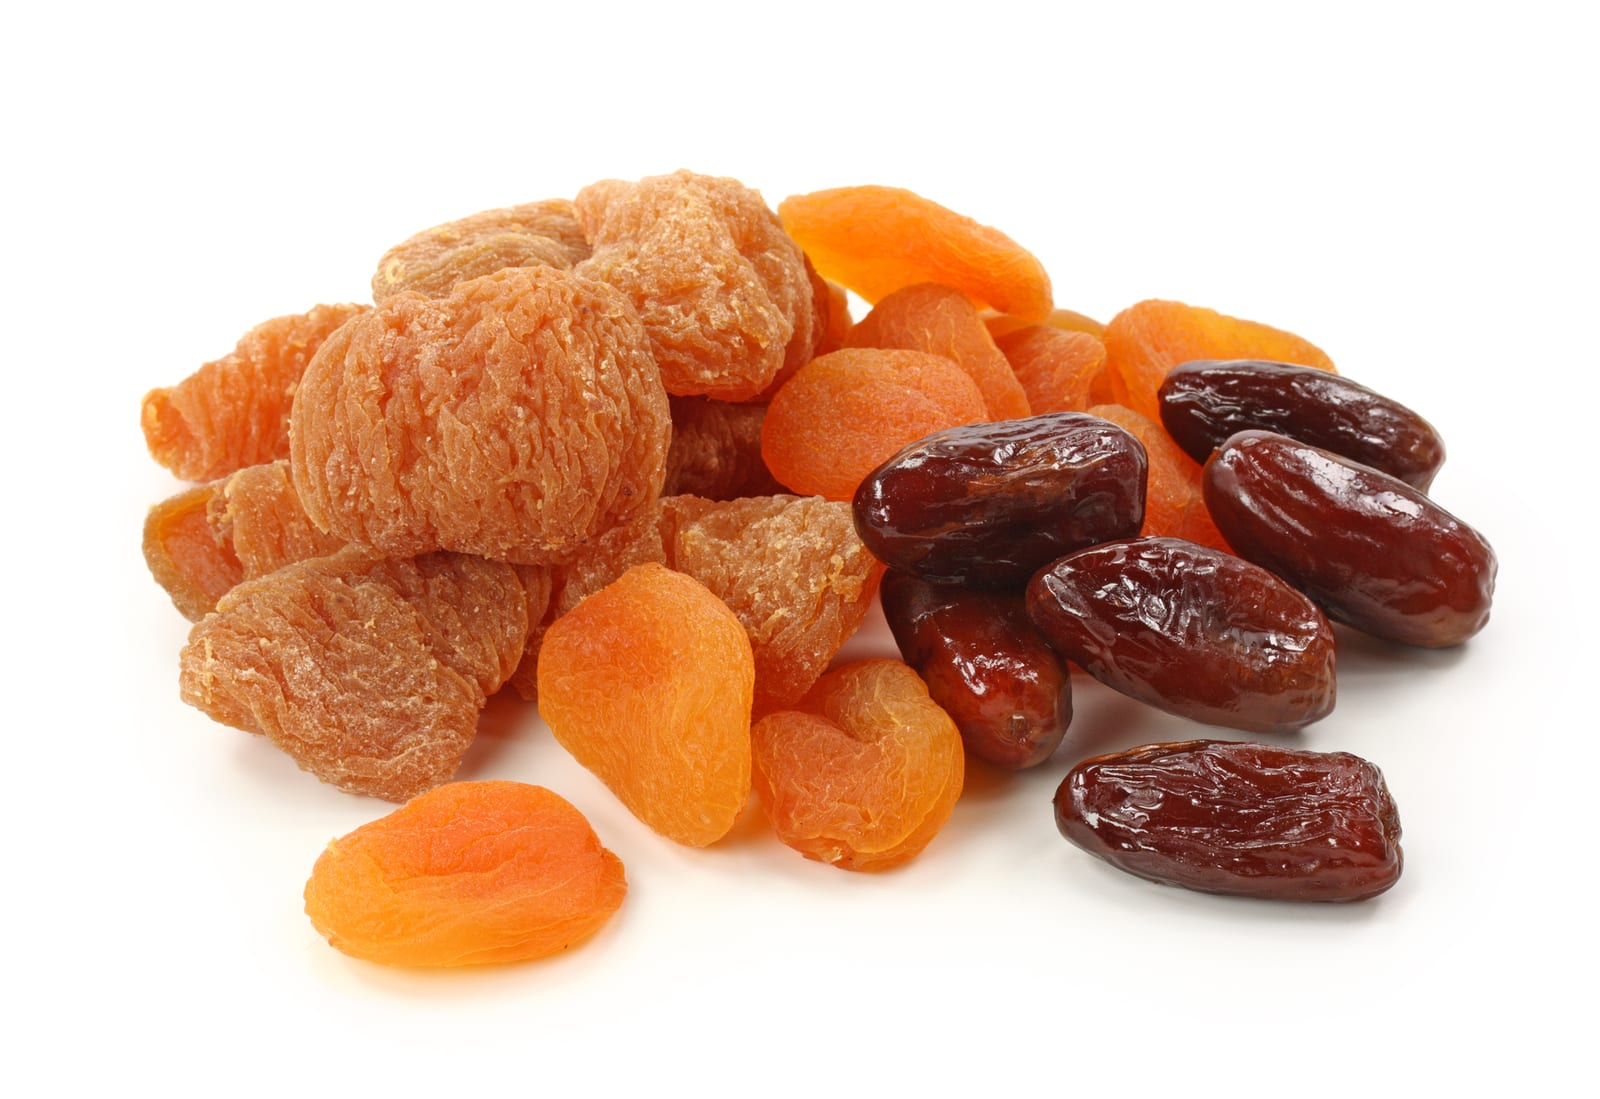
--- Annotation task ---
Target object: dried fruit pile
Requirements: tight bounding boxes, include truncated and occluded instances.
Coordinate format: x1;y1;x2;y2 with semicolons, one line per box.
141;171;1496;967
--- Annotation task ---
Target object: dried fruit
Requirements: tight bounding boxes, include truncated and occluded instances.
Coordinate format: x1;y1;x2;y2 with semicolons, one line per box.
537;563;753;847
291;265;669;565
761;348;987;501
845;282;1031;420
371;198;590;302
662;396;785;501
1027;538;1336;733
180;548;532;800
983;307;1105;342
1203;431;1496;646
778;185;1052;321
1055;740;1403;901
752;658;964;871
304;781;626;966
141;303;368;482
853;412;1148;588
576;170;812;401
1103;300;1335;422
880;571;1070;770
1159;359;1446;490
813;270;853;357
145;460;345;621
994;325;1111;414
1086;404;1228;552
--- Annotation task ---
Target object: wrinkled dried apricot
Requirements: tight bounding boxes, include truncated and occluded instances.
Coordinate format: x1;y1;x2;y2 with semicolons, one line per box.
761;348;987;501
576;170;812;401
291;266;669;565
778;185;1052;321
993;325;1111;414
844;283;1030;420
752;658;964;871
304;781;626;967
142;303;368;482
983;307;1106;342
1103;300;1335;422
181;548;532;800
1087;404;1228;552
537;563;753;847
371;199;589;303
662;396;785;501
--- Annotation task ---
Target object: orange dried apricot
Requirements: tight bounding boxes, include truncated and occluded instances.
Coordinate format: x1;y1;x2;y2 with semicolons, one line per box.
1104;299;1335;421
180;547;532;800
983;307;1106;342
761;348;988;501
141;303;369;482
291;266;669;565
845;283;1030;420
304;781;625;967
993;325;1111;414
575;170;813;401
778;185;1052;321
751;658;964;871
814;271;853;357
662;396;785;501
1088;404;1228;552
143;481;244;621
371;198;589;303
537;563;753;847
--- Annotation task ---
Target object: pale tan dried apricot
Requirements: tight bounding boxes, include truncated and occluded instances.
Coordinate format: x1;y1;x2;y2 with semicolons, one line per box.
371;199;589;303
662;396;785;501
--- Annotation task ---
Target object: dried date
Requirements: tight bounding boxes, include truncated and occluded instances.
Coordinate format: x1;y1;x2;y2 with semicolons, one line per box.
880;570;1070;770
1055;740;1403;902
853;412;1146;588
1026;538;1336;733
1158;359;1446;490
1202;431;1496;647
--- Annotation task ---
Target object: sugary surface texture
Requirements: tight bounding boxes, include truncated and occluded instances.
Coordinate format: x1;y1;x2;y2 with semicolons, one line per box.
371;199;590;303
142;303;369;482
761;348;988;501
1087;404;1228;551
845;283;1030;420
1104;299;1335;421
291;266;669;565
180;548;531;800
575;170;813;401
537;563;754;847
995;326;1111;414
779;186;1053;321
751;658;965;871
304;781;626;966
662;396;785;500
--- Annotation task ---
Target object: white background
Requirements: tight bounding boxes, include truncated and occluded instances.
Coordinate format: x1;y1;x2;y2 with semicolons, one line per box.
4;2;1592;1094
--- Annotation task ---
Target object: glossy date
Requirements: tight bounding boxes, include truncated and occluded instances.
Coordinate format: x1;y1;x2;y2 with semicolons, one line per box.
1026;538;1336;733
853;412;1146;588
1203;431;1496;647
1055;740;1403;902
1158;359;1446;490
880;570;1070;770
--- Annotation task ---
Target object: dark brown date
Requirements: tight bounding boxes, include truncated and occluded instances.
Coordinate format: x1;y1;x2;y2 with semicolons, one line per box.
1203;431;1496;647
852;412;1146;588
880;570;1071;770
1158;360;1446;490
1055;740;1403;902
1026;538;1335;732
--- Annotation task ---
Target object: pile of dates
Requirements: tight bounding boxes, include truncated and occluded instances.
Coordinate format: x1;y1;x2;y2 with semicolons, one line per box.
854;359;1496;902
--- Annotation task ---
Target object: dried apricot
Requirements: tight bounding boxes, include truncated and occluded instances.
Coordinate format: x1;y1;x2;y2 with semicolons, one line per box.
778;185;1052;321
1103;299;1335;422
751;658;964;871
371;198;590;303
993;325;1111;414
537;563;753;847
290;265;669;565
761;348;987;501
575;170;812;401
180;548;532;800
845;283;1030;420
304;781;626;967
1087;404;1228;552
143;480;244;622
983;307;1106;342
141;303;368;482
662;396;785;501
